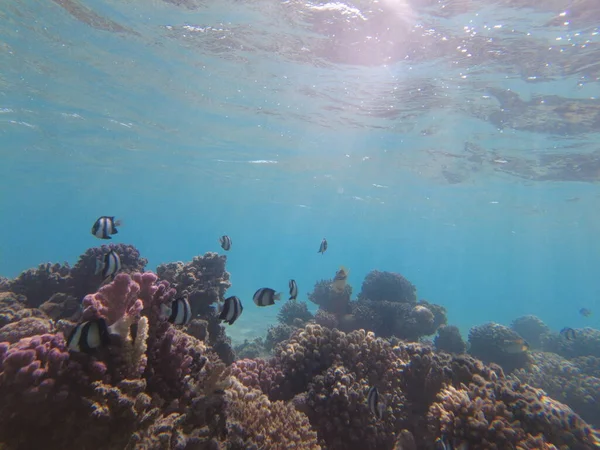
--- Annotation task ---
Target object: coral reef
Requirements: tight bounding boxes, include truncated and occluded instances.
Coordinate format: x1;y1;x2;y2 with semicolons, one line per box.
277;300;314;326
232;324;600;450
233;338;267;359
542;327;600;359
308;279;352;316
511;315;551;350
265;324;297;352
156;253;235;364
434;325;467;354
352;299;446;340
0;244;147;308
468;322;531;373
512;351;600;428
357;270;417;304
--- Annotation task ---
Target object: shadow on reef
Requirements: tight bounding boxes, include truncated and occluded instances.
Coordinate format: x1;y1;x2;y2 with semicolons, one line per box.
1;247;600;449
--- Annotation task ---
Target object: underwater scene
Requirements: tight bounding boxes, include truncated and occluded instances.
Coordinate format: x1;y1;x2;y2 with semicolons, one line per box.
1;0;600;448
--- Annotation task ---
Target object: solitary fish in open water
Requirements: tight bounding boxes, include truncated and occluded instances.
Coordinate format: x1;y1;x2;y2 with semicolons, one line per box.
91;216;121;239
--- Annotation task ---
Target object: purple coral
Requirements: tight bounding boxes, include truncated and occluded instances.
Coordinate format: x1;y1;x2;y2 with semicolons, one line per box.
81;273;143;326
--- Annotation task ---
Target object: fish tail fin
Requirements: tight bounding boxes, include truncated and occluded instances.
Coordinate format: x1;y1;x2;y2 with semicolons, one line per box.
275;292;282;301
114;219;122;227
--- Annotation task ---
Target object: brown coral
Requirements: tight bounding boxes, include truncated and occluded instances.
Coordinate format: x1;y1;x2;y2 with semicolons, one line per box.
226;378;321;449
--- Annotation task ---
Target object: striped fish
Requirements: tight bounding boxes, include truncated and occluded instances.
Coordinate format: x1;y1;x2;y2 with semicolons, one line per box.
166;297;192;326
91;216;121;239
367;386;385;420
219;235;232;251
289;279;298;300
67;318;111;353
253;288;281;307
95;250;121;284
219;296;243;325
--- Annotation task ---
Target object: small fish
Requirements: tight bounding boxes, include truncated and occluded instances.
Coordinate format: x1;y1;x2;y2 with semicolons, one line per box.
219;296;243;325
332;266;349;293
67;318;111;353
253;288;281;307
91;216;121;239
219;235;232;251
95;250;121;284
560;327;576;340
501;338;529;354
161;297;192;326
367;386;385;420
580;308;592;317
289;279;298;300
318;238;327;254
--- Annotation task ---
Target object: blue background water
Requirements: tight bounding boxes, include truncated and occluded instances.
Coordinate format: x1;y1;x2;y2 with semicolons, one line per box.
1;0;599;343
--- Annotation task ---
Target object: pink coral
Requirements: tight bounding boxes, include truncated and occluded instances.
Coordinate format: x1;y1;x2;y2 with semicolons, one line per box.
81;273;143;326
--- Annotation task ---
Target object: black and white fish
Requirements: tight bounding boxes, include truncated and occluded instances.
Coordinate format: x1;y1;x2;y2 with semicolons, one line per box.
367;386;385;420
318;238;327;254
161;297;192;326
332;266;349;293
95;250;121;283
560;327;576;341
219;235;232;251
91;216;121;239
219;296;243;325
67;318;111;353
253;288;281;307
289;279;298;300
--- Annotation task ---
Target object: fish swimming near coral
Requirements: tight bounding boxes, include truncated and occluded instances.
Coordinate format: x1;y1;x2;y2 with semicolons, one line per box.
219;235;232;251
67;318;111;353
253;287;281;306
318;238;327;254
560;327;576;341
332;266;349;293
95;249;121;285
91;216;121;239
288;279;298;300
161;297;192;326
580;308;592;317
500;338;529;354
367;386;385;420
219;295;243;325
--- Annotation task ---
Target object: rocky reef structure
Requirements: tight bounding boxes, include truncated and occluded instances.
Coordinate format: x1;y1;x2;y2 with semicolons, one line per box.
468;322;531;373
232;324;600;450
543;327;600;359
0;244;147;309
510;315;551;350
156;253;235;364
512;352;600;428
3;252;600;449
310;270;447;341
434;325;467;354
0;270;322;450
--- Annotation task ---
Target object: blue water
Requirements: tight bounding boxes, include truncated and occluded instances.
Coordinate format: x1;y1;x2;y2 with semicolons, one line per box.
1;0;600;342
